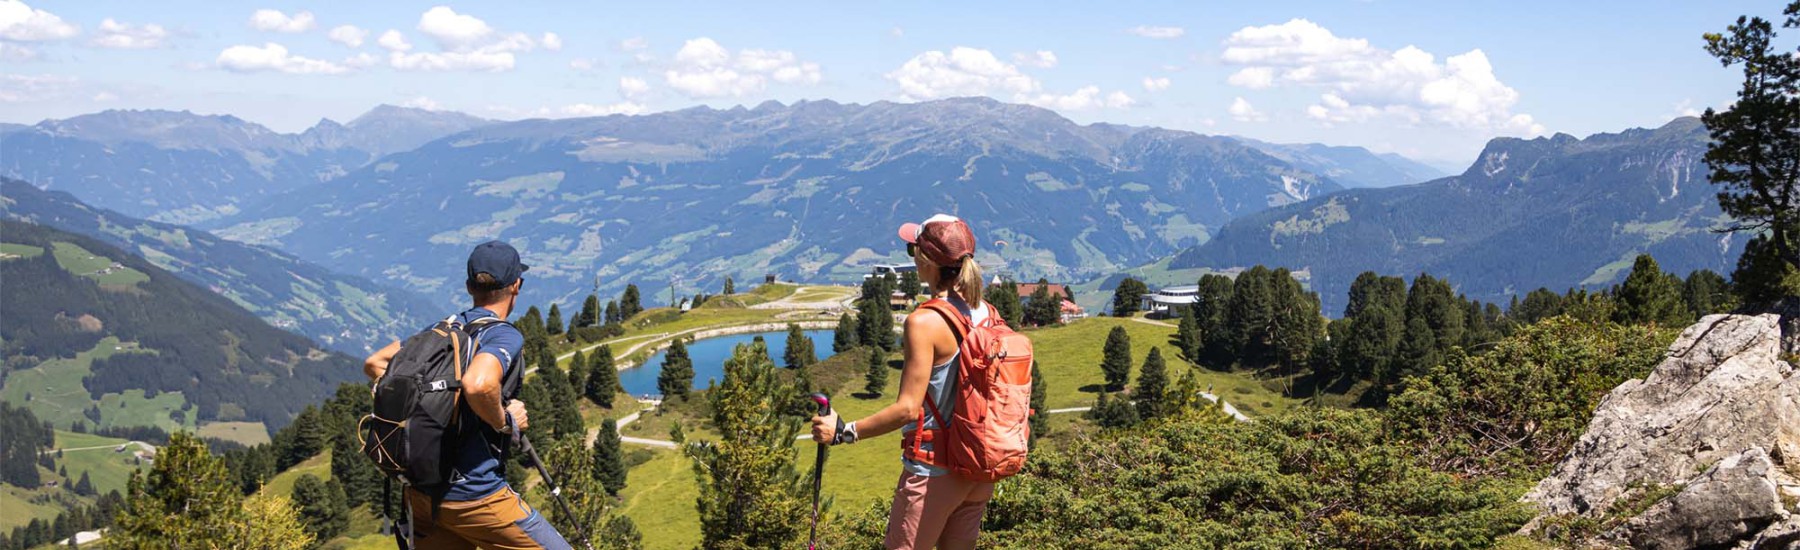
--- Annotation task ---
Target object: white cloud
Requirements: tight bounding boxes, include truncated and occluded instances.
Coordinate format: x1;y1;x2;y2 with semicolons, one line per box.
389;6;553;72
216;42;348;75
1229;97;1266;122
662;37;821;98
388;49;512;72
344;52;379;68
1221;18;1542;135
0;1;77;42
417;6;491;50
569;57;600;71
1225;67;1273;89
0;73;76;102
1671;99;1703;118
91;91;116;102
377;29;412;52
0;41;37;61
887;47;1133;111
619;76;650;100
1127;25;1185;39
887;47;1038;100
248;9;315;33
1142;76;1171;92
400;95;441;110
1024;86;1136;111
328;25;368;48
91;19;168;49
1013;50;1057;69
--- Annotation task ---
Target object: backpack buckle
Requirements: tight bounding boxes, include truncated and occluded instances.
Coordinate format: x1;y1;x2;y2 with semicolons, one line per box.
429;380;449;392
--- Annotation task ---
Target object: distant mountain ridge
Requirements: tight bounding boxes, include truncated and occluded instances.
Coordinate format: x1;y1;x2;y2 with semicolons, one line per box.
210;97;1343;310
0;105;491;224
1232;138;1447;188
0;220;360;432
1173;117;1746;314
1;179;435;354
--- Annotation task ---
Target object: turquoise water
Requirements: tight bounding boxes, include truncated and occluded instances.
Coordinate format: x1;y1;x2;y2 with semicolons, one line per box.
620;330;836;397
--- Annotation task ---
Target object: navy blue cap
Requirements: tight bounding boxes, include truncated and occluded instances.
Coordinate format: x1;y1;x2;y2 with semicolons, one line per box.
467;240;529;289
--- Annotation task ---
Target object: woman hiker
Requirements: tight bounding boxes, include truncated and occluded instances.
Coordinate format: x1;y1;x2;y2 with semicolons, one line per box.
812;214;995;550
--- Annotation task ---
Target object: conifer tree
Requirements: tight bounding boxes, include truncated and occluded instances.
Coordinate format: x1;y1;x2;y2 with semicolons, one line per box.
292;475;349;542
833;313;859;353
586;345;621;407
864;347;889;397
1174;304;1202;362
984;280;1024;324
620;285;643;320
1101;325;1132;390
899;270;922;297
546;304;564;335
684;342;810;548
604;300;620;325
1682;269;1733;318
1111;278;1147;317
1133;347;1170;421
723;277;736;295
593;419;627;496
1702;4;1800;306
580;294;602;328
783;324;816;369
1226;266;1276;366
1195;274;1236;367
657;339;695;401
1025;280;1061;327
857;292;897;351
1614;255;1690;326
116;433;311;549
1270;269;1322;373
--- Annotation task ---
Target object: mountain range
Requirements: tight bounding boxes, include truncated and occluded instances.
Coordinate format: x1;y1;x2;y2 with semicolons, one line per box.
1172;117;1744;314
0;105;490;225
1;180;436;354
200;97;1379;309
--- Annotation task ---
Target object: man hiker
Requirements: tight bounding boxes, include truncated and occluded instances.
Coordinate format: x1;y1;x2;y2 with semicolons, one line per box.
363;240;574;549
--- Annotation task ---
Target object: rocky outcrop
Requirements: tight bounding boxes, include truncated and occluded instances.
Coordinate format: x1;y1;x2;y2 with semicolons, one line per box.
1522;314;1800;548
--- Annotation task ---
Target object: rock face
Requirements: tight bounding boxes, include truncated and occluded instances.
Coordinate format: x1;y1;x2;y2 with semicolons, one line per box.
1523;313;1800;548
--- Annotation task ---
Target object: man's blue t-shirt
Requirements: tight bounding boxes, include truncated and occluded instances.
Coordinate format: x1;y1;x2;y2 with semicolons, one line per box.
443;307;523;502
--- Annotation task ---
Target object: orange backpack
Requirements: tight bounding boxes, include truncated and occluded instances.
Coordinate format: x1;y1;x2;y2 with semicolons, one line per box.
904;298;1035;482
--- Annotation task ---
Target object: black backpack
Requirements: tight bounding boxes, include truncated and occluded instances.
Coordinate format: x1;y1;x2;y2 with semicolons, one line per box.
359;315;507;492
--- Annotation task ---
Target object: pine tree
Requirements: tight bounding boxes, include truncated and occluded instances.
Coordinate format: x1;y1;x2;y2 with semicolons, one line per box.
292;475;349;542
657;339;694;401
547;304;564;335
1702;6;1800;306
857;292;897;351
1025;280;1061;327
73;471;94;497
620;285;643;319
864;347;889;397
529;357;586;442
1515;288;1566;324
1087;391;1138;429
519;306;545;340
1396;316;1439;383
684;341;810;548
1028;361;1047;447
899;270;922;297
1134;347;1170;421
1614;255;1690;326
984;280;1024;325
1226;266;1276;366
532;436;639;550
1111;278;1146;317
115;433;311;549
593;419;627;496
1683;269;1734;318
1342;304;1403;384
1174;303;1202;363
329;428;380;509
580;294;602;328
586;345;621;407
1100;325;1132;390
832;313;859;353
604;300;620;325
783;324;816;369
723;277;736;295
1195;274;1236;368
1270;269;1322;374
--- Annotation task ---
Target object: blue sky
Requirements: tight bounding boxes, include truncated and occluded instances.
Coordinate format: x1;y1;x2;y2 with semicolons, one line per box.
0;0;1780;167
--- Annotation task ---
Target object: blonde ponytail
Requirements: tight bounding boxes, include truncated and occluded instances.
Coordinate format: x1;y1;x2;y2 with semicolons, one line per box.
956;256;984;307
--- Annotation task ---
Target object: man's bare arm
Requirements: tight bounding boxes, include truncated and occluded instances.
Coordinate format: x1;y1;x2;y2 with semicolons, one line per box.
363;340;401;381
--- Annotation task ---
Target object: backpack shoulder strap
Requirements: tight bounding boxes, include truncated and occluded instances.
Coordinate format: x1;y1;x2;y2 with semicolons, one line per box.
918;298;972;344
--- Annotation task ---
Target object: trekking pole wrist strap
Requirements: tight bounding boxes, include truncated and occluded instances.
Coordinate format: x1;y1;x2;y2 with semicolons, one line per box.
833;420;858;445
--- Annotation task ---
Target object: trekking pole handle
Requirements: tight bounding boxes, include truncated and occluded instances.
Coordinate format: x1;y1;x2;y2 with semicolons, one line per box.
810;393;830;416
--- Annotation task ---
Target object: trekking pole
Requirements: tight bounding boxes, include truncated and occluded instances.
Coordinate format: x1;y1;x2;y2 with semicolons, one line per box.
807;392;831;550
518;433;599;550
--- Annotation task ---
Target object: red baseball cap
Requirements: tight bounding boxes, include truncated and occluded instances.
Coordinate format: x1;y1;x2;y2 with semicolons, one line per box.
897;214;976;266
